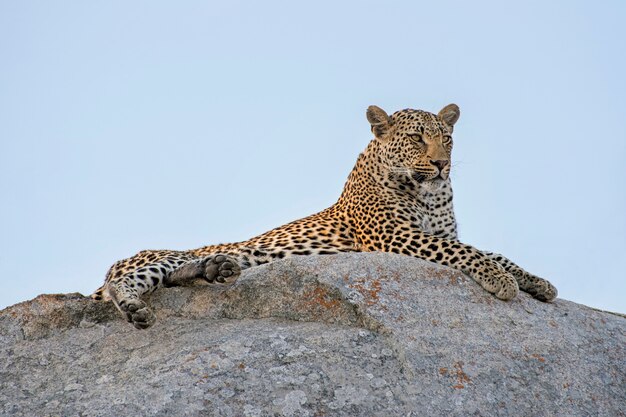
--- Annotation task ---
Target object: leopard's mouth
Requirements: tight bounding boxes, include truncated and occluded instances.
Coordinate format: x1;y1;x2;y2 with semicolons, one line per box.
437;170;449;180
411;170;448;182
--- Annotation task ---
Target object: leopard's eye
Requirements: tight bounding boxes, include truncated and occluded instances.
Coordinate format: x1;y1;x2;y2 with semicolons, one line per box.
442;135;452;145
408;133;424;144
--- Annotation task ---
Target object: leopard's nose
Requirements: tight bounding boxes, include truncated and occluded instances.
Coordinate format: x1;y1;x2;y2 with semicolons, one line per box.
431;160;449;170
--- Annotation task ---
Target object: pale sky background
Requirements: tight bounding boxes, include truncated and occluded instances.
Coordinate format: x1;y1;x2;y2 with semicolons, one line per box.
1;1;625;313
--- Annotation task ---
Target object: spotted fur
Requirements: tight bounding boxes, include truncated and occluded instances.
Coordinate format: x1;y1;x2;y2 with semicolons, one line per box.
93;104;557;329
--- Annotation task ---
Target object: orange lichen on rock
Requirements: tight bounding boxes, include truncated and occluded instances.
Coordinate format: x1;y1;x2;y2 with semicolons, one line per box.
303;286;341;311
531;353;546;363
440;362;472;389
453;362;472;388
348;278;383;307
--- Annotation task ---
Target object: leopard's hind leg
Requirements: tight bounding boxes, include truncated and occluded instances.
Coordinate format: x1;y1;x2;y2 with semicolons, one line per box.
94;250;241;329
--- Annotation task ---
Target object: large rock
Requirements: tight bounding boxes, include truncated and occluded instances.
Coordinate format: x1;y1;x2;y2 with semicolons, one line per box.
0;253;624;417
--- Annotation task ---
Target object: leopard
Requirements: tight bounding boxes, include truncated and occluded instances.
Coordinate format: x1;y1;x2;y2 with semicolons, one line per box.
92;103;557;329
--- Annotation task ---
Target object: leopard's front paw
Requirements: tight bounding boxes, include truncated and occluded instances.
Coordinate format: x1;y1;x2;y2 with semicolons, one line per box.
203;254;241;286
119;299;157;330
523;274;558;302
492;270;520;300
476;263;519;301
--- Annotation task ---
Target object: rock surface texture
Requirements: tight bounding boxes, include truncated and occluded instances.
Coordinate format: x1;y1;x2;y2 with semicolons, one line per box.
1;253;625;417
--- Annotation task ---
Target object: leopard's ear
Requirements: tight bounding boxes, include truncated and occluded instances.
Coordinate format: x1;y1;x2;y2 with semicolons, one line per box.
366;105;393;138
438;104;460;131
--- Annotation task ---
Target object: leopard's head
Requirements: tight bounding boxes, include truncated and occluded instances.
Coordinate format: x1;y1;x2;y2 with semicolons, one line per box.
366;104;460;191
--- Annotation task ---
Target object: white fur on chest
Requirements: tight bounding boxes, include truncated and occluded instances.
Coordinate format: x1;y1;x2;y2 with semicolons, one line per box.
413;181;457;239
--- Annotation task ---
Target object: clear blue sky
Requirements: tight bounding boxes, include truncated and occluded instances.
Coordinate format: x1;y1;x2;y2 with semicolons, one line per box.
1;1;625;313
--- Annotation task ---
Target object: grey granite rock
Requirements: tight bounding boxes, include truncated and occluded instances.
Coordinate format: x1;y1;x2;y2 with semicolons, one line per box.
0;253;624;416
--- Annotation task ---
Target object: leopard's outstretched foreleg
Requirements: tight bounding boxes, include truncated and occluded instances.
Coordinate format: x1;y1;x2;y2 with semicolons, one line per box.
484;251;557;301
377;232;520;301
